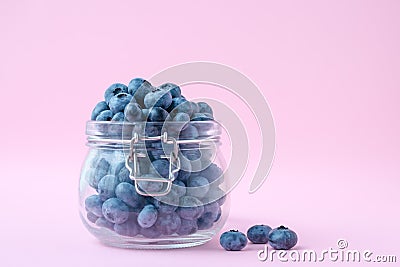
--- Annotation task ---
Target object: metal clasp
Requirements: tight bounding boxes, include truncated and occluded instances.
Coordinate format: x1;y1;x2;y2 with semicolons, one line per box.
125;132;180;196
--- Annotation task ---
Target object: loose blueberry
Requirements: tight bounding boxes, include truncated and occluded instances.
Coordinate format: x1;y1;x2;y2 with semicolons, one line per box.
115;182;145;210
155;212;181;235
197;102;213;115
137;204;158;228
124;102;143;122
96;110;113;121
220;230;248;251
91;101;109;120
104;83;128;104
144;89;172;110
186;176;210;199
109;93;132;114
147;107;168;122
159;83;181;98
114;213;140;237
177;196;204;220
111;112;125;121
102;198;130;224
85;195;104;217
177;219;198;236
268;226;298;250
97;175;119;201
247;225;272;244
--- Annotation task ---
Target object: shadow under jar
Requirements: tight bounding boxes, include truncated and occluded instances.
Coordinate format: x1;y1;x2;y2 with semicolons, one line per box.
79;121;230;249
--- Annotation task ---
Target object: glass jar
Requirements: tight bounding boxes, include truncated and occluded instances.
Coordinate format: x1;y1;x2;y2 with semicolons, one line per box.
79;120;230;249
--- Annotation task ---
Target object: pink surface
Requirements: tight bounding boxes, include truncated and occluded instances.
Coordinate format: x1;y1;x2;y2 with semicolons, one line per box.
1;0;399;266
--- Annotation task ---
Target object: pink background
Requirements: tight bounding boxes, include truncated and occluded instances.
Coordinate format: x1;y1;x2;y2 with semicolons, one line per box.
1;0;399;266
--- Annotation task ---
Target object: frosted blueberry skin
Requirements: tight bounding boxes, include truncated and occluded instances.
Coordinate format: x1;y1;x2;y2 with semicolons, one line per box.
247;225;272;244
104;83;128;104
85;195;104;217
132;80;153;108
128;78;146;96
220;230;248;251
101;198;130;224
95;110;113;121
155;212;181;235
159;83;181;98
137;204;158;228
177;219;198;236
111;112;125;122
109;93;133;114
191;113;213;121
268;226;298;250
167;97;193;115
144;89;172;110
91;101;109;120
197;102;213;115
114;214;140;237
124;102;143;122
115;182;145;210
97;175;119;201
200;163;223;184
148;107;168;122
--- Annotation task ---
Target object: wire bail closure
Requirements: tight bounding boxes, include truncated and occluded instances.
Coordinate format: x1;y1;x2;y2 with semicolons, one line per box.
125;131;181;196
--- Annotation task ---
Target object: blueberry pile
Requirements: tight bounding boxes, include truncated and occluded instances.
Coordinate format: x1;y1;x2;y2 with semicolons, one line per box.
84;78;227;238
220;225;297;251
91;78;214;123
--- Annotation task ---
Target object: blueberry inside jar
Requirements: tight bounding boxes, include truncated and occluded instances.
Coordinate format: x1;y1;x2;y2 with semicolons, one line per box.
80;79;230;249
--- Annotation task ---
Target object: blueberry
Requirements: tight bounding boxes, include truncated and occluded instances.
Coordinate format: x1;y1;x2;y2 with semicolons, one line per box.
159;83;181;98
111;112;125;121
104;83;128;104
109;93;132;114
147;107;168;122
171;180;186;197
131;80;153;108
137;204;158;228
149;159;170;178
214;207;222;222
124;102;143;122
96;110;113;121
85;195;104;217
91;101;109;120
197;217;214;230
87;212;99;223
138;178;164;194
153;190;180;208
197;102;213;115
115;182;145;210
140;224;161;238
268;226;298;250
191;113;213;121
203;186;227;206
200;163;223;184
144;89;172;110
142;108;150;119
153;198;178;214
114;162;132;183
167;97;193;115
186;176;210;199
97;175;119;201
177;196;204;220
114;213;140;237
155;212;181;235
90;158;110;189
101;198;130;224
247;225;272;244
177;219;198;236
200;201;220;222
179;125;199;140
220;230;248;251
190;102;199;114
95;217;115;230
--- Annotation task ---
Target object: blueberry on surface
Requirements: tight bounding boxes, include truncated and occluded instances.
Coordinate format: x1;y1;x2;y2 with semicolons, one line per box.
220;230;248;251
186;176;210;199
177;196;204;220
109;93;132;114
115;182;145;210
114;214;140;237
155;212;181;235
137;204;158;228
247;225;272;244
147;107;168;122
111;112;125;122
268;226;298;250
91;101;109;120
197;102;213;115
101;198;130;224
104;83;128;104
96;110;114;121
85;195;104;217
124;102;143;122
144;89;172;110
159;83;181;98
177;219;198;236
97;175;119;201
